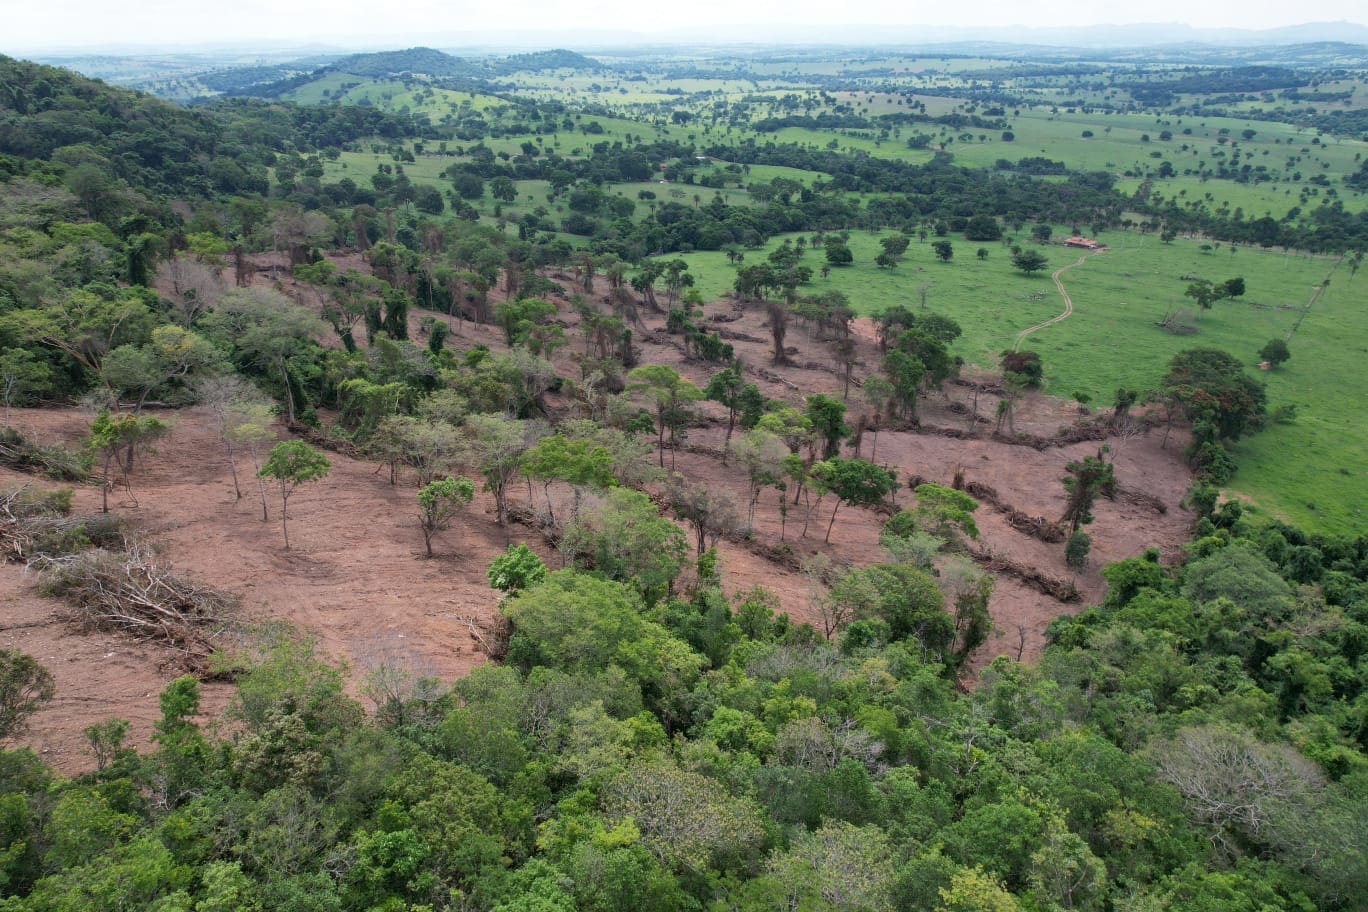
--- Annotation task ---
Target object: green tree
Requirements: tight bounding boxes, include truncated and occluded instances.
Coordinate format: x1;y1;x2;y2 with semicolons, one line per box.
258;439;331;550
806;393;851;460
1161;348;1266;442
602;759;764;872
999;350;1043;387
826;563;949;649
563;488;687;600
1065;529;1092;569
825;239;854;267
464;413;535;543
1011;249;1049;275
811;457;898;543
705;367;757;459
101;324;221;412
1061;454;1115;532
87;411;167;512
0;349;52;424
493;297;557;346
417;475;475;558
200;287;328;424
932;240;954;262
0;649;54;738
910;482;981;546
1259;338;1290;367
667;478;744;558
520;434;616;525
487;542;547;592
628;364;702;468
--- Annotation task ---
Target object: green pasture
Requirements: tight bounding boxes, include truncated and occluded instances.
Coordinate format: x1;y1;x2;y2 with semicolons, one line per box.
662;228;1361;534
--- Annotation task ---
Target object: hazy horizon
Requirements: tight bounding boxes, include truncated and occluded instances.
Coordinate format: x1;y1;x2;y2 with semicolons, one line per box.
9;2;1368;55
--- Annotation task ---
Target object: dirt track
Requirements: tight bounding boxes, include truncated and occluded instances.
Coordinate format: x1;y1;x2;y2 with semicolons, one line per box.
1013;250;1099;352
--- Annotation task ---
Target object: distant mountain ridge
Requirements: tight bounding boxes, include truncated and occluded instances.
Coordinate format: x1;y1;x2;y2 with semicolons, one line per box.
234;46;601;99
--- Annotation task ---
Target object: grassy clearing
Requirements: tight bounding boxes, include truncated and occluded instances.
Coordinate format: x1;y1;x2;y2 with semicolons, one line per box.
666;229;1362;533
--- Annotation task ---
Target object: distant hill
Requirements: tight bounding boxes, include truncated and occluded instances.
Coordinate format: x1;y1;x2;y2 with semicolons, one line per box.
495;49;600;72
231;45;600;101
0;55;426;201
327;46;480;79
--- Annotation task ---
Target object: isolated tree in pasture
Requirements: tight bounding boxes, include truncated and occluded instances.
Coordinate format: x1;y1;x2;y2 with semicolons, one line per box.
824;239;853;267
880;234;910;258
258;439;330;550
1011;249;1049;275
1259;338;1290;368
417;475;475;558
932;240;954;262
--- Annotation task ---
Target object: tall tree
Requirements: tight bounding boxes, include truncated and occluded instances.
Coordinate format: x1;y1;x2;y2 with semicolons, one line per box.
258;439;331;551
628;365;702;468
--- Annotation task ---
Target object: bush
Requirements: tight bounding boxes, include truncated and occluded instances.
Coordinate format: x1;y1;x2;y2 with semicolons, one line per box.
487;543;547;592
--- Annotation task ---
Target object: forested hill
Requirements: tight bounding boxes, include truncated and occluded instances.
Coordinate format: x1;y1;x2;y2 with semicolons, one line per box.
0;55;233;199
499;49;600;72
0;56;423;202
322;47;480;79
233;46;599;99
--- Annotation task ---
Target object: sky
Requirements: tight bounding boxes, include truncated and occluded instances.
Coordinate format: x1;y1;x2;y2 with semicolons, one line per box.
7;0;1368;52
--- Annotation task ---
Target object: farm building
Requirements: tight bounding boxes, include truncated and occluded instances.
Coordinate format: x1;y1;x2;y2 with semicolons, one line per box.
1064;236;1105;249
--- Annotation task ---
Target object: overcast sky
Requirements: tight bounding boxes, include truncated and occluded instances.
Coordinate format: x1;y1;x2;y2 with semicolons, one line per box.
7;0;1368;52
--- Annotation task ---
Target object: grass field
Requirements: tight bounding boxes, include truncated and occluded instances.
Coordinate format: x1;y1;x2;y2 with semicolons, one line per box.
660;228;1362;533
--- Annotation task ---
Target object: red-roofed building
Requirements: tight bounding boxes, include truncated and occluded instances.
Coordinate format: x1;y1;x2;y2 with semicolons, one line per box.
1064;236;1105;249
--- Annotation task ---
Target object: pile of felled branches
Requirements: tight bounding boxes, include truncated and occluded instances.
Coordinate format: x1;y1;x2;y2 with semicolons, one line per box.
31;543;237;672
968;547;1080;603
